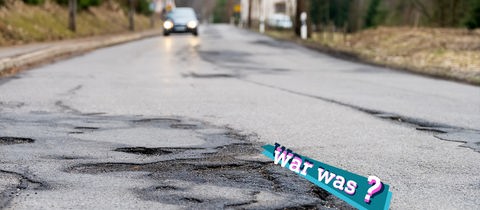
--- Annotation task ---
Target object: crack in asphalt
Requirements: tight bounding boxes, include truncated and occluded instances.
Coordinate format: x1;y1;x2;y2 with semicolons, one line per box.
54;100;82;114
240;79;480;152
0;169;49;209
192;40;480;152
63;85;83;96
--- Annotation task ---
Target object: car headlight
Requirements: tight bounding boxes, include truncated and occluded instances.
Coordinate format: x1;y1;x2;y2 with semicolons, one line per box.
187;21;198;29
163;20;174;29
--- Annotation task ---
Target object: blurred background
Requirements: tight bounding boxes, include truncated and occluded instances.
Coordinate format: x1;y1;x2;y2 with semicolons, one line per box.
0;0;479;83
1;0;479;42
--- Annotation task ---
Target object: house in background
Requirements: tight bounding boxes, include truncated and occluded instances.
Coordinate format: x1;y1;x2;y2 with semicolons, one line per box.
240;0;296;27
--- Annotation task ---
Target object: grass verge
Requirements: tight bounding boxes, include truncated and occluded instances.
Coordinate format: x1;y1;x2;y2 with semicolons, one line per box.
265;27;480;86
0;0;154;46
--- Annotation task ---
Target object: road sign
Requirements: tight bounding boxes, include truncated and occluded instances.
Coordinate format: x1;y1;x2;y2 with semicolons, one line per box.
234;4;241;13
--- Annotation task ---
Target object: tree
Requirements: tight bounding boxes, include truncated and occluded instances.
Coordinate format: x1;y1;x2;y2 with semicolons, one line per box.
213;0;227;23
310;0;322;27
364;0;381;28
465;0;480;30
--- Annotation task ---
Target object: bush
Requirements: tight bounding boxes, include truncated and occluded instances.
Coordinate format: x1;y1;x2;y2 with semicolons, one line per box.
23;0;45;5
136;0;153;16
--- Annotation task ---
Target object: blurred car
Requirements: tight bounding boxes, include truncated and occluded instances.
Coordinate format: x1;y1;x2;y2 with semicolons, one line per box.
267;14;293;29
163;7;199;36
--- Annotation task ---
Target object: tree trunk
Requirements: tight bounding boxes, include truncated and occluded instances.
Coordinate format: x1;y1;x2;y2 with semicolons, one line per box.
247;0;252;28
295;0;311;38
129;0;135;31
295;0;304;36
68;0;76;32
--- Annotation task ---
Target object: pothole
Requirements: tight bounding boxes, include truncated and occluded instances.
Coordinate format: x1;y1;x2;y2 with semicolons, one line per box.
154;185;180;190
46;155;90;160
132;118;181;124
170;124;198;129
10;113;350;209
68;131;84;134
180;197;204;203
0;137;34;145
184;72;236;79
73;126;99;130
114;147;174;156
67;142;351;209
82;112;106;116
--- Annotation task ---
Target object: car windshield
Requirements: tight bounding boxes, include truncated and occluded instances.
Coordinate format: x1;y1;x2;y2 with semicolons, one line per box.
167;8;196;19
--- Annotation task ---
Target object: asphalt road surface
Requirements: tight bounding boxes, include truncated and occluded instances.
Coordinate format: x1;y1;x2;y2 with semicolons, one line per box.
0;24;479;209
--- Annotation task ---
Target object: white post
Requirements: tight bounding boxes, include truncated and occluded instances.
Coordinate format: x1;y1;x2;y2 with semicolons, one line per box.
300;12;307;39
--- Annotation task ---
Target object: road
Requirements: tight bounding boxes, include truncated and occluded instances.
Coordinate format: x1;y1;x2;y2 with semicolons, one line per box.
0;24;479;209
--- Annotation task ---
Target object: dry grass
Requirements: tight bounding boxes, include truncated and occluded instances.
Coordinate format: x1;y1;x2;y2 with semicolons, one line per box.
0;1;152;46
266;27;480;85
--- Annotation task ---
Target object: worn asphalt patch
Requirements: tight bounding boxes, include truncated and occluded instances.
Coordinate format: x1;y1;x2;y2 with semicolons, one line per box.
69;142;350;209
432;130;480;152
63;115;351;209
0;112;351;209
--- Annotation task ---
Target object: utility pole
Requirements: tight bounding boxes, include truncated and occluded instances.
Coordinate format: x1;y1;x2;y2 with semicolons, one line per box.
247;0;252;28
68;0;76;32
129;0;135;31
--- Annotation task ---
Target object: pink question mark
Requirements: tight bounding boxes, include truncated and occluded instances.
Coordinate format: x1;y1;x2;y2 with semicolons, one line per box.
364;176;383;203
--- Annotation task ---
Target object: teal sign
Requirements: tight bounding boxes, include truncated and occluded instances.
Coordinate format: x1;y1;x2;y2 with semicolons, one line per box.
262;143;392;210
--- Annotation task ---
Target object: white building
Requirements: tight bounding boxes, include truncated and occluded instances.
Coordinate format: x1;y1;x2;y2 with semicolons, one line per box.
240;0;296;24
